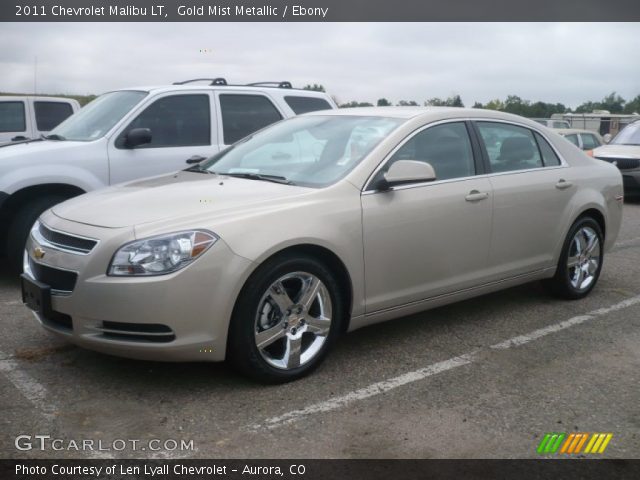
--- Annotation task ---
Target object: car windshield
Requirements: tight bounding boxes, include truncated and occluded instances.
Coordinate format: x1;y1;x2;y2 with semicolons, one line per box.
611;122;640;146
50;90;148;141
200;115;403;187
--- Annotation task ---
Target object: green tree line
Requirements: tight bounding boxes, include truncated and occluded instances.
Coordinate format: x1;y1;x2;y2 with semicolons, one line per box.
302;85;640;116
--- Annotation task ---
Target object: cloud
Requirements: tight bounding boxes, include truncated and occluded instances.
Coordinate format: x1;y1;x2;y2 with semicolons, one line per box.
0;22;638;108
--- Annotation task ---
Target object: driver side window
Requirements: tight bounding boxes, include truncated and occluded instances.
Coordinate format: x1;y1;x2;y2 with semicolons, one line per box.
387;122;475;181
117;94;210;149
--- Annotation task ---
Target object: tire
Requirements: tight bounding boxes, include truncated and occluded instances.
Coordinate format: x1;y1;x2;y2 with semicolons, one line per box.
6;195;67;273
227;253;345;383
545;216;604;300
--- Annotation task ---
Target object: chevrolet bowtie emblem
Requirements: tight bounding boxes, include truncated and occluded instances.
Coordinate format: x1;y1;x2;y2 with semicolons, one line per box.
33;247;45;260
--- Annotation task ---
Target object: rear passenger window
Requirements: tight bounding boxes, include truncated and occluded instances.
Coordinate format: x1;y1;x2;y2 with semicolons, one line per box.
477;122;543;173
564;134;579;146
122;94;210;148
219;94;282;145
580;133;600;149
284;96;332;115
534;132;561;166
388;122;475;181
0;101;26;132
34;101;73;131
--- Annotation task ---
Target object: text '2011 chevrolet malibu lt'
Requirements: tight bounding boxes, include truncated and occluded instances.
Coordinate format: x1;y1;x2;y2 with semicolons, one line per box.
21;107;623;382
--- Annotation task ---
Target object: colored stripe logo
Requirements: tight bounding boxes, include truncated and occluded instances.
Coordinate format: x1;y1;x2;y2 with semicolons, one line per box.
537;433;613;454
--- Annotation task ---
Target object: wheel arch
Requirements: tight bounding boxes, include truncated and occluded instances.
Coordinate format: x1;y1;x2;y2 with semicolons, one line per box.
0;183;85;252
233;243;354;333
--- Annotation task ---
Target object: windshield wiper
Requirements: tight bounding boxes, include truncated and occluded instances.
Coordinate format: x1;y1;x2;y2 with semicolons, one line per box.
223;172;292;185
42;134;66;141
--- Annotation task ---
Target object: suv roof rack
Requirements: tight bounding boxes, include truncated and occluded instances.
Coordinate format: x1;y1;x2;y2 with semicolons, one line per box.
172;78;295;89
246;81;293;89
173;78;228;86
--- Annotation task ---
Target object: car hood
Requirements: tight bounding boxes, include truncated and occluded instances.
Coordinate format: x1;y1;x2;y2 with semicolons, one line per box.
52;171;314;228
592;144;640;159
0;138;93;162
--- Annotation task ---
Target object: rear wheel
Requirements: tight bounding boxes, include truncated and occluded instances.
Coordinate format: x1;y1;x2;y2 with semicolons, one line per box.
227;254;344;383
6;195;67;273
545;217;604;299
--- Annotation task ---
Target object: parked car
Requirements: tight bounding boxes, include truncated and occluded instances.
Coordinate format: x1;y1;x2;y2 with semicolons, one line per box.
531;118;570;129
0;78;336;271
0;95;80;143
591;120;640;197
555;128;603;152
22;108;623;382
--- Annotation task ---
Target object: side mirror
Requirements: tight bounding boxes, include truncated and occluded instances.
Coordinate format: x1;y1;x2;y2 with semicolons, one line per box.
376;160;437;190
125;128;152;148
603;133;612;144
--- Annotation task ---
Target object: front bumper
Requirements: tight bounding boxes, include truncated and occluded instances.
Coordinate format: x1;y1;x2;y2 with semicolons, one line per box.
23;211;254;362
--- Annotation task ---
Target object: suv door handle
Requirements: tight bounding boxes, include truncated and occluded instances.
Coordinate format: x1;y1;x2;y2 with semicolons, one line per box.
11;136;28;141
465;190;490;202
186;155;206;164
555;179;572;190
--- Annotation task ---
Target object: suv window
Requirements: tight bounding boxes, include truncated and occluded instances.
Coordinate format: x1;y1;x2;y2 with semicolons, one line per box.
534;132;561;166
284;96;332;115
0;101;26;132
121;94;210;148
34;101;73;131
580;133;600;149
388;122;475;181
219;94;282;145
477;122;543;173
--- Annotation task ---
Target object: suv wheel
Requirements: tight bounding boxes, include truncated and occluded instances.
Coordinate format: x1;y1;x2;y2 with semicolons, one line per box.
6;195;66;273
227;254;344;383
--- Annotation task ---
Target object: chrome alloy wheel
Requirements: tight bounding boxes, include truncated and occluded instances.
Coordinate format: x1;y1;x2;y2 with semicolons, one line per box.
254;272;332;370
567;226;601;291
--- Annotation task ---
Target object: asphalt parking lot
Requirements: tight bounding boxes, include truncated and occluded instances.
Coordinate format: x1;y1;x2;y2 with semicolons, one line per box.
1;202;639;460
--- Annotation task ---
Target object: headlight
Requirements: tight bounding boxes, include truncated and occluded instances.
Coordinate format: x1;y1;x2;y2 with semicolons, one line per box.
108;230;217;276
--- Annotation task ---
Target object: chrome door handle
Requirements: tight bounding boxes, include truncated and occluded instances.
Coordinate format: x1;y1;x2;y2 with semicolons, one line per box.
465;190;489;202
556;179;573;190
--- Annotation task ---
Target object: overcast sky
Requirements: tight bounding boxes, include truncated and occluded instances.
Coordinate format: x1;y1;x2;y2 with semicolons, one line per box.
1;22;639;108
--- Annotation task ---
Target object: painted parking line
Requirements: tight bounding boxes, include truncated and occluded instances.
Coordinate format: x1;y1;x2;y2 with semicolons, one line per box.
251;293;640;431
0;349;59;421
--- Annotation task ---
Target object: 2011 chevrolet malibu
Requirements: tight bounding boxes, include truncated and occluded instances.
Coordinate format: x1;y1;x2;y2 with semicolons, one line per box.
21;108;624;382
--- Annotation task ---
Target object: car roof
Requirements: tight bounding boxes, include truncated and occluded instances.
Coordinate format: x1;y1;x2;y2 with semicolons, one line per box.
303;106;543;124
555;128;602;136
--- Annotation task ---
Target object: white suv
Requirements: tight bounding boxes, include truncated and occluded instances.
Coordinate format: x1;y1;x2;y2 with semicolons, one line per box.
0;78;336;270
0;95;80;143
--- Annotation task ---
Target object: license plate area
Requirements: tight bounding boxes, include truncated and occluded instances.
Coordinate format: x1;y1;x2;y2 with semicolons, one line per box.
21;274;52;317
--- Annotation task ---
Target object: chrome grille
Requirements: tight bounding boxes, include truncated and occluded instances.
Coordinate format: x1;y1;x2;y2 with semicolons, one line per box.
595;157;640;170
35;222;98;254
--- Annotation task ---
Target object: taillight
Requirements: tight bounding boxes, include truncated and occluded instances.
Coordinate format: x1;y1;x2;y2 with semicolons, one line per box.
585;150;594;157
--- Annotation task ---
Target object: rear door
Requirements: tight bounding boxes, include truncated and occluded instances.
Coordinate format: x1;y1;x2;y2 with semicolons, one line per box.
107;91;217;184
361;121;493;313
474;121;572;280
0;99;31;142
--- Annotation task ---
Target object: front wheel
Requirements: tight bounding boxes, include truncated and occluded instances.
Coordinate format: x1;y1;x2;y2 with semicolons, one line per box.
545;217;604;299
227;254;344;383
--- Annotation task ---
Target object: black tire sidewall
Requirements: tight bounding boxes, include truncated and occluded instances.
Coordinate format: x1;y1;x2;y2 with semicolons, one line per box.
228;254;344;383
7;195;67;273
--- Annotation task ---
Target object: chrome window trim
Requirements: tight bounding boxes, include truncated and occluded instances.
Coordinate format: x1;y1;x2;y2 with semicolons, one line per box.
362;117;570;194
31;221;99;256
